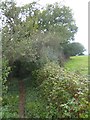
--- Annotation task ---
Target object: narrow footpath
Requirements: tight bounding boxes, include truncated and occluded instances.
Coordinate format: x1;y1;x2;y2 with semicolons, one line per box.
18;80;25;118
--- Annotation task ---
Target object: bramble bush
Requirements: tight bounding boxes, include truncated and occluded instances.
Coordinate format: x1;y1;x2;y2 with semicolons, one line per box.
1;58;12;118
2;58;11;94
34;62;89;118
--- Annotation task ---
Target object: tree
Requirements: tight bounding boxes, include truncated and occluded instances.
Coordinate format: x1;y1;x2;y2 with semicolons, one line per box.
1;1;39;63
38;3;78;41
1;0;78;77
30;3;78;64
63;42;86;57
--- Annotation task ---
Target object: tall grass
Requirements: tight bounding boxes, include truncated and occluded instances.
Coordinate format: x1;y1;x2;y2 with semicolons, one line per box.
64;55;88;75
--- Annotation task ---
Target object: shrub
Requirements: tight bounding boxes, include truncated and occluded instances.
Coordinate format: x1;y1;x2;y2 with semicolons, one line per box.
2;58;11;94
35;62;88;118
1;58;11;118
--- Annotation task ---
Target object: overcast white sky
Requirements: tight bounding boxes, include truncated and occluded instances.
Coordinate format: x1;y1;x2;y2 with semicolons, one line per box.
15;0;89;54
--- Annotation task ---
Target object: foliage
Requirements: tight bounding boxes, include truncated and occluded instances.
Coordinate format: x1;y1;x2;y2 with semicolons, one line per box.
38;3;78;41
2;56;88;118
2;58;10;94
1;1;38;64
25;87;48;118
2;77;19;118
2;94;19;118
1;0;78;70
63;42;85;57
35;62;88;118
1;58;11;118
1;0;88;119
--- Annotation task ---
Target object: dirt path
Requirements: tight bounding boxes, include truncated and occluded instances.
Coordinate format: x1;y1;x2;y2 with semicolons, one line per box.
18;80;25;118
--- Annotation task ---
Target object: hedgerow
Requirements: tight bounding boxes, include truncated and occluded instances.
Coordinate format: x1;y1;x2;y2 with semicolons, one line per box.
34;62;88;118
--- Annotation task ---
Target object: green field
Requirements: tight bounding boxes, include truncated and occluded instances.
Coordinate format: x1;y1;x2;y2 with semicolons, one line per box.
64;55;88;75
